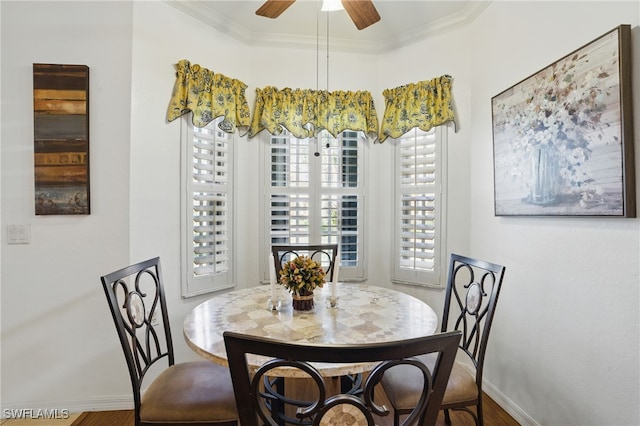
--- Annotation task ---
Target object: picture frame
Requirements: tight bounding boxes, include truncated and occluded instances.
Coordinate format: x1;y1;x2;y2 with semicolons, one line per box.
33;63;90;215
491;25;635;217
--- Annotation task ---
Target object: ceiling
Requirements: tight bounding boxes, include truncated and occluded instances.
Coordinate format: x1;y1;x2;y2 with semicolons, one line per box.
165;0;491;54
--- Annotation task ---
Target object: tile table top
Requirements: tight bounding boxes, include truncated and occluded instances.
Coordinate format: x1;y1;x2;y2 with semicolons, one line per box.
183;283;438;377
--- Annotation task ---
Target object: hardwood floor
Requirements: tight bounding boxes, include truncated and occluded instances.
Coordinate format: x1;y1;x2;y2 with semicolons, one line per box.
1;393;519;425
0;413;83;425
437;394;521;426
71;410;134;426
375;390;521;426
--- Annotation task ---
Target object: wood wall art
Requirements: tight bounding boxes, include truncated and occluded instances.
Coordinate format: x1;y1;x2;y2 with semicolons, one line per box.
491;25;634;217
33;63;90;215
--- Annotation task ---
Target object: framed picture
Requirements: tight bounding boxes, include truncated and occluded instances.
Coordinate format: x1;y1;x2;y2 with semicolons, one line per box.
491;25;634;217
33;63;90;215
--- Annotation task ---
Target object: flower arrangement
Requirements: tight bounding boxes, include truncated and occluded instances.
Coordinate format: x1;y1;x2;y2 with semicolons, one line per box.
279;255;326;296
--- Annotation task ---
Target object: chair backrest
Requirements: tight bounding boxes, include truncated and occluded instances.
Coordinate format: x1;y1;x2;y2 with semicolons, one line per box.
224;330;461;426
441;254;506;380
271;244;339;281
100;257;174;413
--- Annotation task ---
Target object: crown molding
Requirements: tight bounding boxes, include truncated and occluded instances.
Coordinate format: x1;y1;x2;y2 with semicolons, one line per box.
165;0;254;45
164;1;491;55
378;1;491;53
248;31;382;54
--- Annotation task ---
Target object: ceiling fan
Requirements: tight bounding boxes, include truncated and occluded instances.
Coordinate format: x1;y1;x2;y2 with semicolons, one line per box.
256;0;381;30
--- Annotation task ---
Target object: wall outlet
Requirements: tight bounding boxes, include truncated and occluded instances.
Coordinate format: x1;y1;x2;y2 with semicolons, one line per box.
7;225;30;244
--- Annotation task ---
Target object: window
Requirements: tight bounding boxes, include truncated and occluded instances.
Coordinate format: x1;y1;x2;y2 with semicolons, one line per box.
392;127;447;287
180;117;235;297
261;130;366;281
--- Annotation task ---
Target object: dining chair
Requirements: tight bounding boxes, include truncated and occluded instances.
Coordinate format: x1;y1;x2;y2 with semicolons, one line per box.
271;244;339;281
101;257;238;426
223;330;461;426
380;254;506;426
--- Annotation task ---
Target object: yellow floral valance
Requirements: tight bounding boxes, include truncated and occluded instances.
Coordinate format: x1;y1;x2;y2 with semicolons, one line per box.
248;86;379;139
167;59;250;134
379;75;456;142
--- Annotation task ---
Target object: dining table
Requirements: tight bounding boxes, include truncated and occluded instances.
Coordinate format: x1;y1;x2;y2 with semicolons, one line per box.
183;282;439;378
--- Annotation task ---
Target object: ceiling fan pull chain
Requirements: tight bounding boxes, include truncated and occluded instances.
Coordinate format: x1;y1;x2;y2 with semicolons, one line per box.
326;7;330;95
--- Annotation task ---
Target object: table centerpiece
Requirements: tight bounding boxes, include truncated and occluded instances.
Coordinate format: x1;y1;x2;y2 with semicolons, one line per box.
279;255;326;311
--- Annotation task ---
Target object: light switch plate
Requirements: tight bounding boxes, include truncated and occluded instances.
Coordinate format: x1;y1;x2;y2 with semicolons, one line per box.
7;224;31;244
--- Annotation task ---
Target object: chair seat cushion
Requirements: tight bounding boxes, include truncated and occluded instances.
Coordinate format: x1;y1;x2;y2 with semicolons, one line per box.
140;360;237;424
441;362;478;406
381;357;478;410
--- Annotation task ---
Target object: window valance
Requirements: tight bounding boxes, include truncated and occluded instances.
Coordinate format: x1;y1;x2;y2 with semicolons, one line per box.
166;59;251;134
248;86;379;140
379;75;456;142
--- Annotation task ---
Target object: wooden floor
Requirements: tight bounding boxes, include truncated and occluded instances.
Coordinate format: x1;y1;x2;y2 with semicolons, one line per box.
71;410;134;426
377;392;520;426
1;393;520;425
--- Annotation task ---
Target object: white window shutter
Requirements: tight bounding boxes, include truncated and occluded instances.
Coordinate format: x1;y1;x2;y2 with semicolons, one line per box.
181;119;235;297
393;127;447;287
261;130;366;281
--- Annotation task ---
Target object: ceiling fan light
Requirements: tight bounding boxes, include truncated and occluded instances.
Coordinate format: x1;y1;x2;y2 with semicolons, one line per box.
321;0;343;12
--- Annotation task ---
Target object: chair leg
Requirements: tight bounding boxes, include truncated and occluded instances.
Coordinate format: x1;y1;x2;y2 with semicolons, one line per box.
476;400;484;426
444;409;452;425
274;377;285;426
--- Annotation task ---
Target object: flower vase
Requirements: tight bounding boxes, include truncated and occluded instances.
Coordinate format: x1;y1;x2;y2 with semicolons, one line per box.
529;144;558;206
292;292;314;311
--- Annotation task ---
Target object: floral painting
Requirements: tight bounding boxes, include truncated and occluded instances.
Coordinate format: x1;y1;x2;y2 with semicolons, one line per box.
492;25;634;217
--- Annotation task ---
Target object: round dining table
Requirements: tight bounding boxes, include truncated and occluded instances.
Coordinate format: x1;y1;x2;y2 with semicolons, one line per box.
183;282;438;378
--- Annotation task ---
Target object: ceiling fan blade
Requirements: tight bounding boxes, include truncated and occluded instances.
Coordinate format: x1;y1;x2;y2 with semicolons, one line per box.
341;0;380;30
256;0;296;19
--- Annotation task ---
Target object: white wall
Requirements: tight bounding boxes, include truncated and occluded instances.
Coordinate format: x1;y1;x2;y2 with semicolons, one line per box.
127;1;256;364
1;1;639;425
1;1;134;411
377;4;640;425
466;3;640;425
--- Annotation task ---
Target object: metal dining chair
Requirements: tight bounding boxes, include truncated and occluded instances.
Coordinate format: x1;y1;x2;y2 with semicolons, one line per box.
224;330;462;426
271;244;339;282
380;254;506;426
101;257;238;426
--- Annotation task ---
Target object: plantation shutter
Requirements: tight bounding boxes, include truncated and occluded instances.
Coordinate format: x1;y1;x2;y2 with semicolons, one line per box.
181;119;234;297
262;130;366;281
393;127;446;286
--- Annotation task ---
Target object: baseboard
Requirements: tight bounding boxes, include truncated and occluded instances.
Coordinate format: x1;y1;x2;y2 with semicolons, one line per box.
1;395;133;417
483;379;539;426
